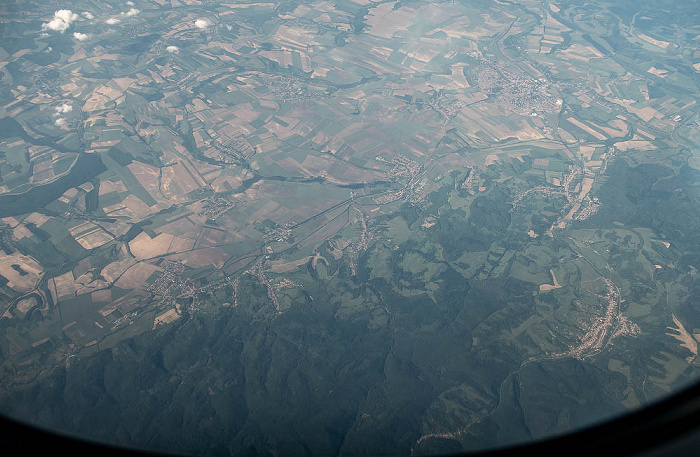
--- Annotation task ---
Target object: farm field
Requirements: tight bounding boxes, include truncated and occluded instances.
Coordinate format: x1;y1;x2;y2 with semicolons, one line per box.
0;0;699;456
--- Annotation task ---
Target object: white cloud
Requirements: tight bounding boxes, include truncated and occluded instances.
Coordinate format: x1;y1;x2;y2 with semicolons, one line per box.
54;118;66;126
73;32;88;41
42;10;79;33
122;8;140;17
54;103;73;115
195;19;210;29
81;12;94;20
166;46;179;53
105;18;121;25
126;1;135;5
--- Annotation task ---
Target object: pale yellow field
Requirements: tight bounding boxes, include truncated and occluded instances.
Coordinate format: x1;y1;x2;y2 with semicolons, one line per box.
153;308;180;329
129;232;195;260
91;289;112;303
97;290;147;317
103;194;152;219
156;217;200;240
270;256;313;273
170;247;229;269
578;177;595;200
83;83;126;112
567;117;607;140
1;217;20;228
275;24;319;50
0;252;43;292
160;162;201;200
23;212;51;227
667;315;698;362
73;270;110;297
615;135;656;152
114;262;161;289
15;296;37;314
52;271;76;301
365;2;413;39
101;256;136;284
597;118;629;138
75;227;115;250
70;221;114;249
127;161;163;203
638;33;671;50
648;66;669;78
540;269;562;291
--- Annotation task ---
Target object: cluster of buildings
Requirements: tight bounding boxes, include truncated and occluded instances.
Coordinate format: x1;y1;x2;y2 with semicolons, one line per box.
147;260;190;298
477;64;562;114
199;195;236;220
266;76;327;103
